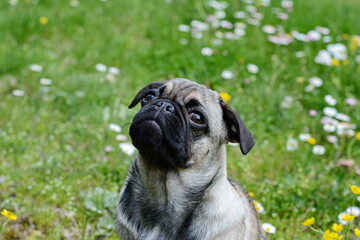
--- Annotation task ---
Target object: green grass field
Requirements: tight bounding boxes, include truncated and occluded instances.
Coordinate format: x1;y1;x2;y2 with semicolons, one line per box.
1;0;360;239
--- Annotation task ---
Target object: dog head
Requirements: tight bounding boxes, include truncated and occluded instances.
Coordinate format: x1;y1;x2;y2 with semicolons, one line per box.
128;78;255;169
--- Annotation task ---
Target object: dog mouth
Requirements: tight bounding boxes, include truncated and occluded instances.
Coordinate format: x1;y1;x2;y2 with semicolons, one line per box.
142;119;163;135
129;102;192;169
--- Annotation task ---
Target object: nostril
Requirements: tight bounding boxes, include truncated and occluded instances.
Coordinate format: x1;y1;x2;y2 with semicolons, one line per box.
153;101;175;113
155;102;164;107
165;105;175;112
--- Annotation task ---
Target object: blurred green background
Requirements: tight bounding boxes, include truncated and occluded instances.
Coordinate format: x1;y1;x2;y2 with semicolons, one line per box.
1;0;359;239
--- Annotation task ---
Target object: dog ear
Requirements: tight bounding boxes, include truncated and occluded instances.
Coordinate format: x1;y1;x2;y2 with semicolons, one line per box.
220;99;255;155
128;82;166;109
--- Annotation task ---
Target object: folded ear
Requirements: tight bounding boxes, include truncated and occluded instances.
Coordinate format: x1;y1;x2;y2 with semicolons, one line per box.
220;98;256;155
128;81;166;109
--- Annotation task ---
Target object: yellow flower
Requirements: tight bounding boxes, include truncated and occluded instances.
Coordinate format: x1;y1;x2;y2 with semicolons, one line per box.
296;77;305;84
354;228;360;237
356;132;360;141
39;16;49;25
1;209;18;220
238;58;245;64
350;43;358;50
350;184;360;194
350;37;359;50
331;223;344;232
351;36;360;44
248;192;255;198
331;59;340;66
308;137;317;145
323;229;343;240
301;217;315;226
220;92;231;102
341;213;355;222
342;60;350;66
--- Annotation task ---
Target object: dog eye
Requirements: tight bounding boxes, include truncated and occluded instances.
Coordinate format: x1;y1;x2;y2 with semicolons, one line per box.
189;112;205;125
143;92;156;103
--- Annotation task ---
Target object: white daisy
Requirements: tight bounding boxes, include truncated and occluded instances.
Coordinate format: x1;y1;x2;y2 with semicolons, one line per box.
109;67;120;75
281;0;293;8
304;85;315;92
211;39;223;46
109;123;122;133
39;78;52;85
315;50;332;65
221;70;234;80
323;107;337;117
220;20;233;29
262;223;276;234
307;30;321;41
179;39;189;45
30;64;43;72
346;206;360;217
324;95;337;106
323;123;336;132
12;89;25;97
322;36;332;43
214;10;226;19
8;0;18;5
299;133;311;141
119;143;136;156
327;135;338;144
315;26;330;35
191;20;209;31
345;98;357;106
234;28;246;36
116;134;128;141
309;77;323;87
95;63;107;73
295;51;305;58
104;146;112;153
208;0;228;10
247;64;259;74
335;113;350;122
327;43;347;60
253;201;265;214
286;138;298;151
356;55;360;63
312;145;325;155
233;11;246;19
70;0;79;7
280;96;293;109
178;24;190;32
262;25;276;34
201;47;213;56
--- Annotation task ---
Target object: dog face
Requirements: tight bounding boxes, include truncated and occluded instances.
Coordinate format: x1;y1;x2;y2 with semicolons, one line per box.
128;78;255;169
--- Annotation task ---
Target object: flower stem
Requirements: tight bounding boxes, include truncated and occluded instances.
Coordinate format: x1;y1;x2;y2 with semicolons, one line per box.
344;197;356;240
309;225;324;234
0;219;8;233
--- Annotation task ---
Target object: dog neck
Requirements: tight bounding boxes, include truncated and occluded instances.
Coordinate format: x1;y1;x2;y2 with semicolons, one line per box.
137;144;227;200
126;144;228;234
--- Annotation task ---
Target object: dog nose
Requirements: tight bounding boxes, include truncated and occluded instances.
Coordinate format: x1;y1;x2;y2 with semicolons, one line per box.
154;101;175;113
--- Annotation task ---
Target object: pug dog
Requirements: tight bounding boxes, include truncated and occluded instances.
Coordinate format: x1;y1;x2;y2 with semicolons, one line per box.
116;78;266;240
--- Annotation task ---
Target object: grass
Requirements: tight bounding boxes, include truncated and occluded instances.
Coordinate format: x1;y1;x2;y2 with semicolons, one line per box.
0;0;359;239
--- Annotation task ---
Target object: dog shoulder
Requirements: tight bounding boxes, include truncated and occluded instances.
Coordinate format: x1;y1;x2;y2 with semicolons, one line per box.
227;177;254;205
227;177;268;240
